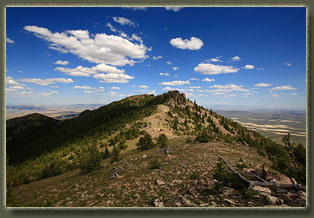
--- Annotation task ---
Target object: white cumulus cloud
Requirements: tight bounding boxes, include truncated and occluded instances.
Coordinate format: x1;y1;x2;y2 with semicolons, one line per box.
113;17;137;26
172;67;179;71
202;78;215;82
55;60;69;65
138;85;148;89
73;86;92;89
254;83;272;87
19;78;74;86
231;56;241;61
194;63;239;75
159;72;170;76
269;85;297;91
190;78;200;81
152;56;162;60
159;80;190;86
24;25;149;66
170;37;203;50
6;37;14;44
243;65;255;70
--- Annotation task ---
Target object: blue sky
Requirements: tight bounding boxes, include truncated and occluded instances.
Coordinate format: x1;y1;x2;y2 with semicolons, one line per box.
6;7;306;109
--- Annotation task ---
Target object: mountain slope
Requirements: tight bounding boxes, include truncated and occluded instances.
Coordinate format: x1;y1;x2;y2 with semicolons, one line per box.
6;91;306;207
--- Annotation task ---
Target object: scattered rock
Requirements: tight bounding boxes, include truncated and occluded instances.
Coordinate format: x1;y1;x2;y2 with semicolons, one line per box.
224;199;236;206
180;197;197;207
173;201;182;207
222;186;236;197
154;199;164;207
265;194;281;205
142;155;147;158
156;180;165;186
290;178;297;185
251;186;271;196
171;180;182;186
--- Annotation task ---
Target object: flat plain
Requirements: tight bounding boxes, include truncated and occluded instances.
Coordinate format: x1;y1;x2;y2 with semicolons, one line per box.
216;109;306;146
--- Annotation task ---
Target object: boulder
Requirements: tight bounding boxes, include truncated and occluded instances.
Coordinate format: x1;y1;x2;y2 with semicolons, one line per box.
251;186;271;196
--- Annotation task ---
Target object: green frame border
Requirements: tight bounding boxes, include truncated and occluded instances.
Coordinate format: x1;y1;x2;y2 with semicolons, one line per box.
0;0;313;217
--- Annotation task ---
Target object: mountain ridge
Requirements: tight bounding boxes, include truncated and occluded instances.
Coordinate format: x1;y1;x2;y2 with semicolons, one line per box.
6;91;306;207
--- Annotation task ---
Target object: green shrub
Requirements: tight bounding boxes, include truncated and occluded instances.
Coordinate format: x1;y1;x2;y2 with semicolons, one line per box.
149;158;161;169
186;137;193;143
110;145;121;163
103;147;111;159
189;172;200;180
196;129;213;143
257;149;266;156
137;133;155;151
78;143;102;174
157;133;168;148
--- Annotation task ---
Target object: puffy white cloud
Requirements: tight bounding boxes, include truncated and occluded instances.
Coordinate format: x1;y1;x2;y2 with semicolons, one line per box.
202;78;215;82
110;86;120;90
113;17;137;26
73;86;92;89
6;76;20;85
132;33;143;43
55;64;126;78
208;56;222;62
159;80;190;86
190;86;201;89
170;37;203;50
190;78;200;81
194;63;239;75
197;84;250;93
166;61;172;65
243;64;255;69
55;66;95;77
10;85;25;90
138;85;148;89
19;78;74;86
254;83;272;87
172;66;179;71
55;60;69;65
6;37;14;44
152;55;162;60
165;7;183;12
93;73;134;83
24;25;149;66
270;85;297;91
51;86;59;88
159;72;170;76
231;56;241;61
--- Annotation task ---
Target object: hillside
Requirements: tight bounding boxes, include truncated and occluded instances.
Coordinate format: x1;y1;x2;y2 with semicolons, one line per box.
6;91;306;207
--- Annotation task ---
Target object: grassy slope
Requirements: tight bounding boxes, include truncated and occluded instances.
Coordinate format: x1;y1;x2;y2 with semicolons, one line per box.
7;137;271;207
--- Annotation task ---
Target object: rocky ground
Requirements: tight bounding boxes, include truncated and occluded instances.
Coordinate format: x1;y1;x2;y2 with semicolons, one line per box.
7;137;306;208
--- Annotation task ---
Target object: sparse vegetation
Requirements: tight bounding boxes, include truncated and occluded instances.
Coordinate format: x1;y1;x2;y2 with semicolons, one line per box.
78;142;102;174
137;132;155;151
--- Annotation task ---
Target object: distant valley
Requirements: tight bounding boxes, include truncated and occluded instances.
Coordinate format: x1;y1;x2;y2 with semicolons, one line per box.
216;110;306;146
